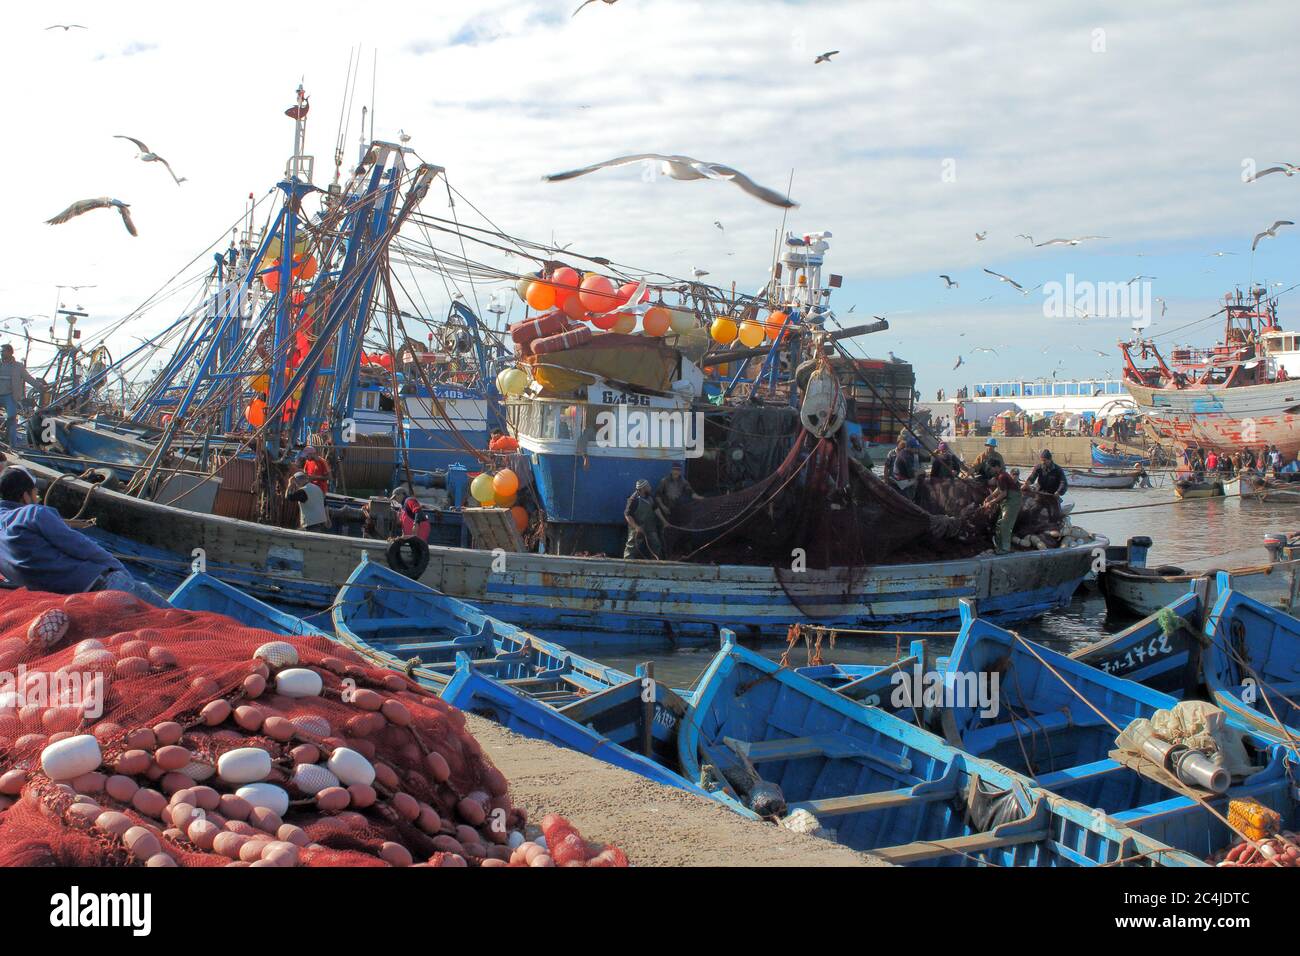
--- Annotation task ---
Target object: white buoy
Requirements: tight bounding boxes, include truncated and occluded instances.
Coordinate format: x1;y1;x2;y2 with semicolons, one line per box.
276;668;323;698
41;734;102;781
217;747;272;785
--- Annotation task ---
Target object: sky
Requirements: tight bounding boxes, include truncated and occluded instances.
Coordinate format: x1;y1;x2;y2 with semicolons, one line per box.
0;0;1296;398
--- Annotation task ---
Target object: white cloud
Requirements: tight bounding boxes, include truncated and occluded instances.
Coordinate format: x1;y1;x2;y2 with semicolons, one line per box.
0;0;1295;397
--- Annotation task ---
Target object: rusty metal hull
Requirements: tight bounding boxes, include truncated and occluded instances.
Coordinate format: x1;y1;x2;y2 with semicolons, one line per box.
1126;379;1300;455
28;460;1103;649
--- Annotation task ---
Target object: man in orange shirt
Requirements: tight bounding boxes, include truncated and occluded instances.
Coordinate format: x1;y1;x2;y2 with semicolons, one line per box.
488;427;519;453
298;446;331;495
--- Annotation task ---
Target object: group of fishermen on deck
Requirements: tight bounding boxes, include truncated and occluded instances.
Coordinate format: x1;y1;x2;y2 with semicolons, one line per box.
880;435;1069;554
622;435;1072;560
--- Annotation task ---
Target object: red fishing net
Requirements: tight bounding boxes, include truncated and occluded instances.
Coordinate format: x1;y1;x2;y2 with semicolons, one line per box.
0;588;627;867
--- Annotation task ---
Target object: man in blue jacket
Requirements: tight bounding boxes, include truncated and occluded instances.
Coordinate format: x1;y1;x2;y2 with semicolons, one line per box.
0;467;170;606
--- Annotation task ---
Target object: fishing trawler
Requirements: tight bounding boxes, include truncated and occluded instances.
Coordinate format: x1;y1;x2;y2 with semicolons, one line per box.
1121;287;1300;455
2;89;1105;647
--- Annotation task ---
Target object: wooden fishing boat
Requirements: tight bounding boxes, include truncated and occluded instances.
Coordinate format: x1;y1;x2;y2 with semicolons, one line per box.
1091;442;1148;468
1201;571;1300;741
677;634;1202;865
440;655;754;816
1098;563;1199;618
1066;469;1140;490
332;555;692;765
1070;589;1202;691
20;456;1106;649
168;571;331;637
1173;477;1224;499
930;602;1299;859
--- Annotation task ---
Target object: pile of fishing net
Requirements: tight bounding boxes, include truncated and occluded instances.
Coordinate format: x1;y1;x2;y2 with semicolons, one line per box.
0;588;628;867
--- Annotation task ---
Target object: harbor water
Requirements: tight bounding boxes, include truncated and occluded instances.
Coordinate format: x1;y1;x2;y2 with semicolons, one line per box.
599;482;1300;688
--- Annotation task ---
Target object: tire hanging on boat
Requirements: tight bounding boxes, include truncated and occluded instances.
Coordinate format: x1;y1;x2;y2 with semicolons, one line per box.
386;535;430;579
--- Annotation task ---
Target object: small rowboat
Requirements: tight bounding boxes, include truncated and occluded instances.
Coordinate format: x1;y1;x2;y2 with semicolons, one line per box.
678;633;1201;865
922;602;1299;860
1173;477;1224;499
1071;589;1201;690
1066;469;1140;490
332;555;699;786
1201;570;1300;743
168;571;331;637
1091;441;1148;468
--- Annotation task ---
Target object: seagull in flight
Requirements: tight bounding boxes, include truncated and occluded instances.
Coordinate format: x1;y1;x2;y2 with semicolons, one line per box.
1015;233;1034;243
953;355;964;370
1252;220;1294;251
1125;275;1157;285
971;346;998;356
979;295;994;302
692;267;710;279
45;24;87;31
713;220;724;231
1155;297;1167;317
939;275;958;288
544;153;797;208
1035;236;1107;247
975;231;987;241
1248;163;1299;181
573;0;618;15
814;51;839;64
46;198;137;236
1206;251;1237;257
115;136;186;184
983;268;1027;294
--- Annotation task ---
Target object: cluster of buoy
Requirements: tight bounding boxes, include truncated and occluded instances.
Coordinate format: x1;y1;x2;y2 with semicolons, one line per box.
0;590;628;868
468;469;528;531
514;268;694;337
709;311;791;348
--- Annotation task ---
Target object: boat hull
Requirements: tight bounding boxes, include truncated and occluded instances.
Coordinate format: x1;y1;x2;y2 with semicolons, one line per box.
1066;469;1139;489
1126;378;1300;456
29;461;1105;649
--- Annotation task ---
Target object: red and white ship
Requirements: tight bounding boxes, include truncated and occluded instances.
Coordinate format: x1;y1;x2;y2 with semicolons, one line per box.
1120;287;1300;455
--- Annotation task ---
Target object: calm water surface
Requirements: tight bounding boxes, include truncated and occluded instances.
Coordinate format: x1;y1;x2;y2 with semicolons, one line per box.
597;482;1300;690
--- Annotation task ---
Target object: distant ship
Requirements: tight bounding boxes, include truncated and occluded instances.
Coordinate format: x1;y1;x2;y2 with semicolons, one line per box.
1121;287;1300;454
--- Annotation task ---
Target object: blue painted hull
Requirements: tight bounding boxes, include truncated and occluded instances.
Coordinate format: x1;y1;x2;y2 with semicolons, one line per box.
168;571;333;635
531;451;674;526
679;635;1201;865
1091;442;1148;467
904;602;1299;861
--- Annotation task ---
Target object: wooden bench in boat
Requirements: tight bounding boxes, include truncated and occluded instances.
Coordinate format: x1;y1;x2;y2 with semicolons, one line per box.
725;734;912;773
787;762;960;818
870;798;1050;865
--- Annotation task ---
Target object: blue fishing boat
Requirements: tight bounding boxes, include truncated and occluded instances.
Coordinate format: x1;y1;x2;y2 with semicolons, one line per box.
677;633;1201;865
440;655;754;816
168;571;331;637
1091;441;1149;468
796;639;931;706
1069;590;1202;692
926;602;1299;860
1201;570;1300;741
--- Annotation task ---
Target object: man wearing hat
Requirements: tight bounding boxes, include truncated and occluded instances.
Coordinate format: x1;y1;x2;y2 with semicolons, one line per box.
286;471;330;533
1025;448;1069;498
970;437;1005;482
623;478;662;559
654;462;699;525
0;466;170;606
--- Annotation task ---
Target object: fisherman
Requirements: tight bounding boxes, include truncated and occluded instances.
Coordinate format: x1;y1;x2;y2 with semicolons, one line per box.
1134;462;1154;488
488;427;519;453
884;437;919;499
0;343;47;447
297;445;331;494
654;462;698;524
929;441;962;480
286;471;330;533
398;496;430;543
623;478;662;559
1205;449;1219;473
0;467;171;606
969;437;1005;481
983;460;1023;555
1025;449;1069;498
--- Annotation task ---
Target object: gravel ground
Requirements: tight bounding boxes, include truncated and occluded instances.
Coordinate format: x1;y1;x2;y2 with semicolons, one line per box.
465;714;886;867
